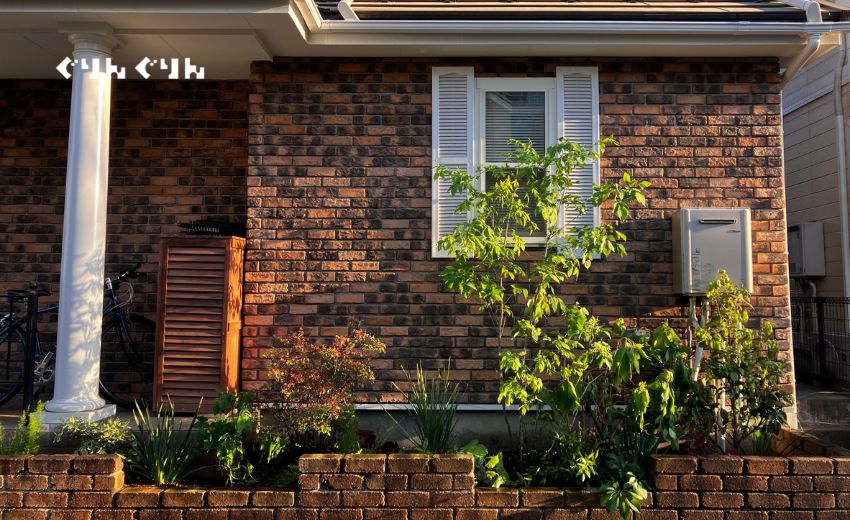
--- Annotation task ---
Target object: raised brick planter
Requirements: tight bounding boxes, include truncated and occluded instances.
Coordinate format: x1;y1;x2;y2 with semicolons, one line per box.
2;449;850;518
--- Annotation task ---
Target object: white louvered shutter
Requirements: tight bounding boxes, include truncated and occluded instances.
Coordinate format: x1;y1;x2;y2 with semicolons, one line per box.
556;67;600;231
432;67;474;258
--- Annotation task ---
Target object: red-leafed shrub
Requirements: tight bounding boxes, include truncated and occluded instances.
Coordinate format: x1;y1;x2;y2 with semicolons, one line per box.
264;327;386;439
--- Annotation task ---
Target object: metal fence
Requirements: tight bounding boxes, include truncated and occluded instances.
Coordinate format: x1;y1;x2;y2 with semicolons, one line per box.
791;296;850;389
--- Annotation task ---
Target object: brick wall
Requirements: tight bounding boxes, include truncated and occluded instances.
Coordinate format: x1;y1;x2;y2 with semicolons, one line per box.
0;79;248;399
3;450;850;519
244;57;791;403
0;79;248;311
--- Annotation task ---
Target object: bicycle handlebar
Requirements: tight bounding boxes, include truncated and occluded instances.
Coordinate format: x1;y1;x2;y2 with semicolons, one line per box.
6;264;140;302
117;263;142;282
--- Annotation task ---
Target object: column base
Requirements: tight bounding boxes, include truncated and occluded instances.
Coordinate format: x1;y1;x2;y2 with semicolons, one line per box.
41;404;117;431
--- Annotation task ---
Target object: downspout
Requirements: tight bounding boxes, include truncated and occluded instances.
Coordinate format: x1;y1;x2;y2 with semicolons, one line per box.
780;0;823;23
781;33;823;85
834;32;850;298
780;0;824;84
337;0;359;21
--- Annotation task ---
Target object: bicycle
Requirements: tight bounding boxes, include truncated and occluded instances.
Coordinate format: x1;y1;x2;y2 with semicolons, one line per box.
0;263;156;409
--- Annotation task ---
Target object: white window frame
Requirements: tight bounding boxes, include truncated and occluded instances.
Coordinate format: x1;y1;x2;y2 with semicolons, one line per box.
475;77;557;247
430;66;601;259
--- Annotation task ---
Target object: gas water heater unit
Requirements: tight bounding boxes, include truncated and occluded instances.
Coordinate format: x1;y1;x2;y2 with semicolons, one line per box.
672;208;753;296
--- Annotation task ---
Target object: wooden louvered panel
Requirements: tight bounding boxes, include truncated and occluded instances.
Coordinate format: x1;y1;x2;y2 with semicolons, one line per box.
162;348;222;357
163;308;222;317
163;362;222;372
155;236;245;413
165;292;224;303
164;307;221;317
166;269;225;279
167;277;223;285
162;356;221;365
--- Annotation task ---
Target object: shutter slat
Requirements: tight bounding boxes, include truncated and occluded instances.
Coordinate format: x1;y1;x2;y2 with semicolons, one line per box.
557;67;600;230
432;67;474;258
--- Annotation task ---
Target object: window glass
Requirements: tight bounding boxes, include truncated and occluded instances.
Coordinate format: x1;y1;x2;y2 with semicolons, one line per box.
484;91;546;163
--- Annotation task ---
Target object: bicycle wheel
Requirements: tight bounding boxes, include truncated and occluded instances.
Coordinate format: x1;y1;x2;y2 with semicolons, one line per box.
0;326;26;407
99;313;156;409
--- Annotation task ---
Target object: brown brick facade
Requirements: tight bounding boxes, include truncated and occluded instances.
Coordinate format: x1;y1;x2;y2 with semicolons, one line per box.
244;58;791;403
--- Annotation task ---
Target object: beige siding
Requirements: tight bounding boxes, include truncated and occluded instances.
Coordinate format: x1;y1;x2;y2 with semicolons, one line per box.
783;49;840;115
784;93;845;296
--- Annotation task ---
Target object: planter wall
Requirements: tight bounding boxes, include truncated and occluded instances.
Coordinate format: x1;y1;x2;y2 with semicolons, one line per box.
2;445;850;519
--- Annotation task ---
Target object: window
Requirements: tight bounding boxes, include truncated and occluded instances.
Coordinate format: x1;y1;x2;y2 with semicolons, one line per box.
478;79;554;243
432;67;600;258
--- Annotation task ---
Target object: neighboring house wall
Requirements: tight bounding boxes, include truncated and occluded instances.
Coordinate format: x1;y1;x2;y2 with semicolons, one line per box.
243;57;793;403
782;47;850;297
784;93;845;296
0;79;248;395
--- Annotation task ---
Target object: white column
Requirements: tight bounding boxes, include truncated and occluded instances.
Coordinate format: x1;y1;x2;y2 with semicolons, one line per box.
44;29;120;421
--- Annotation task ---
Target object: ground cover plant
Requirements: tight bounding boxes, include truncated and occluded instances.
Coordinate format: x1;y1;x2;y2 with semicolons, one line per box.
54;416;133;455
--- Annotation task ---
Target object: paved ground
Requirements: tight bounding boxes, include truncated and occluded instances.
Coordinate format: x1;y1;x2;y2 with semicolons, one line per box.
795;384;850;449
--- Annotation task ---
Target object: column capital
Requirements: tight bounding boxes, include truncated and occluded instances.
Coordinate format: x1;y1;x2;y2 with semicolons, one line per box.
59;23;121;57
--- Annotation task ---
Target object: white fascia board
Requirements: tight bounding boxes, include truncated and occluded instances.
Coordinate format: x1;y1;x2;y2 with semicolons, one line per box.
284;0;850;58
317;20;850;35
0;1;291;13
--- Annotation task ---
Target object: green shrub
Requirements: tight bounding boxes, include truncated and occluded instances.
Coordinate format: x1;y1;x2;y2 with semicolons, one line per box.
53;417;132;455
125;399;200;485
457;439;509;488
393;364;459;454
195;391;285;485
333;407;362;454
0;402;43;455
437;136;794;515
696;270;793;453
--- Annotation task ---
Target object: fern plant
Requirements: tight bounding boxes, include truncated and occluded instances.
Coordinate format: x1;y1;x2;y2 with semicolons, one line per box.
0;401;44;455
